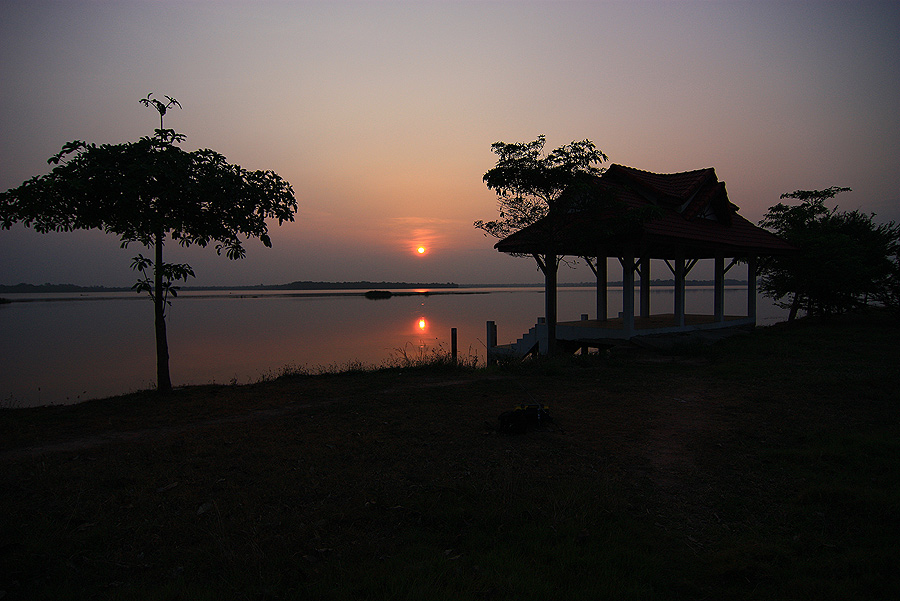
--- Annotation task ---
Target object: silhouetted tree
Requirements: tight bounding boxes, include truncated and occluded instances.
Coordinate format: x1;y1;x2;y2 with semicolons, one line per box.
475;135;609;353
873;232;900;318
0;95;297;393
757;187;898;320
475;135;608;239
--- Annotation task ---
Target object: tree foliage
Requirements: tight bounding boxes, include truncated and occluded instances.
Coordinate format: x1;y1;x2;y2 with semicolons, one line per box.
874;243;900;317
757;187;899;320
0;95;297;392
473;135;609;355
139;92;181;130
2;130;296;258
131;253;194;307
474;135;609;239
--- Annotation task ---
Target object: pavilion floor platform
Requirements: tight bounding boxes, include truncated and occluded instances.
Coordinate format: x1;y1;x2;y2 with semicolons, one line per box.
489;314;756;360
560;313;752;331
556;313;755;343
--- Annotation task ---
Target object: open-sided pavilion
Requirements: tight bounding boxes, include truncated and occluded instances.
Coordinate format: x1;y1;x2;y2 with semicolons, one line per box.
486;164;796;360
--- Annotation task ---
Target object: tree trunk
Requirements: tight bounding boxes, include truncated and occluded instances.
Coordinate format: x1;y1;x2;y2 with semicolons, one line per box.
154;230;173;393
788;293;802;322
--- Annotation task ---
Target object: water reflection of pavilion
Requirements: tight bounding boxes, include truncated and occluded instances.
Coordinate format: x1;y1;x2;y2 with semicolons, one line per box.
486;164;795;361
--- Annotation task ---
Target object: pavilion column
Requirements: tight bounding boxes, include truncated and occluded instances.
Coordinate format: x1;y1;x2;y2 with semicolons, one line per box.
639;252;651;318
622;252;635;336
532;252;558;355
596;255;608;322
747;255;757;323
714;253;725;322
674;254;686;327
545;253;558;355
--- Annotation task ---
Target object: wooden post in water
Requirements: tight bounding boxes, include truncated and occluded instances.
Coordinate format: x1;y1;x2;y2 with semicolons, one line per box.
451;327;458;365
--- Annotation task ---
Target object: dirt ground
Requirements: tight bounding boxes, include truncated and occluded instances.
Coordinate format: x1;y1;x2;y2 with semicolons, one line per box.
2;315;897;599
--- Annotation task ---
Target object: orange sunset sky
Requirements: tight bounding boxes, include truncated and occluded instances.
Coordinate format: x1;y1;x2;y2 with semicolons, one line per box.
2;0;899;286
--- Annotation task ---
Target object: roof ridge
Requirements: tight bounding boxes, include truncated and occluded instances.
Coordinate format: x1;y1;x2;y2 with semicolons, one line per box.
609;164;715;178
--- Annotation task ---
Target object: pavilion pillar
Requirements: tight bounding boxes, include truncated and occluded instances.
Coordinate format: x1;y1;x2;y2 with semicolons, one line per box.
674;254;686;327
747;255;757;323
532;252;558;355
545;253;558;355
622;252;635;335
639;252;651;318
714;253;725;322
596;256;608;322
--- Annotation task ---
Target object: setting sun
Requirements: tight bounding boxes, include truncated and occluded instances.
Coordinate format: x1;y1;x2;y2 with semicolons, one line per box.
416;246;426;255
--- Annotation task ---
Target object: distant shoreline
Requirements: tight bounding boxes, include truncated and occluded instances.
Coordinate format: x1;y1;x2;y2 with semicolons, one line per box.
0;279;747;295
0;280;461;294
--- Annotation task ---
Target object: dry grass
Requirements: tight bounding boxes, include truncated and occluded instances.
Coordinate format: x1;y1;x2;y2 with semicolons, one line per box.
1;310;898;600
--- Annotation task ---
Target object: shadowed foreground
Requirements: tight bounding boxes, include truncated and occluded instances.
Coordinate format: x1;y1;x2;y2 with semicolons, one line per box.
1;311;898;600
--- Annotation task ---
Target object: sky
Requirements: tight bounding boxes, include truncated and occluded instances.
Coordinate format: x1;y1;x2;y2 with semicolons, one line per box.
2;0;899;286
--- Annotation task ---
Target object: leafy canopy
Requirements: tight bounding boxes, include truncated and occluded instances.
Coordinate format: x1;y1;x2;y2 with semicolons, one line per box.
131;253;194;308
0;95;298;394
758;187;899;318
139;92;181;130
1;129;297;260
474;135;608;239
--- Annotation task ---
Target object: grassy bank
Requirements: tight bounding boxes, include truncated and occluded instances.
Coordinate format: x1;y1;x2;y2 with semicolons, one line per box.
1;311;898;600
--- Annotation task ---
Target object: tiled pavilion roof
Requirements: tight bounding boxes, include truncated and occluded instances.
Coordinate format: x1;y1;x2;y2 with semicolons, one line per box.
494;164;796;259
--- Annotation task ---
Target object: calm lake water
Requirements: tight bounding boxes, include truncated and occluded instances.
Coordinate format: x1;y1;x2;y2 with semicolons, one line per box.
1;286;788;407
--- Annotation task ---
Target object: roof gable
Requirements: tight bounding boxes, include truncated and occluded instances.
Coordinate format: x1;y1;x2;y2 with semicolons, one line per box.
603;164;735;222
494;164;796;259
606;164;716;208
